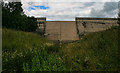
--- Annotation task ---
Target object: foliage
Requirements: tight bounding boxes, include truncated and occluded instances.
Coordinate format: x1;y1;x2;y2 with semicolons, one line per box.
62;26;119;71
2;26;120;72
2;2;38;32
1;2;23;14
2;28;66;72
23;49;66;71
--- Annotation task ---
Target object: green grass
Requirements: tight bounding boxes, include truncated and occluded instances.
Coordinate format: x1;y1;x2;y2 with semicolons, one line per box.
2;28;66;72
59;26;120;71
2;26;120;72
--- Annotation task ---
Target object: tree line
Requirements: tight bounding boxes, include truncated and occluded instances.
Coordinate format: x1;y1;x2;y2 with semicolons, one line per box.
2;2;38;32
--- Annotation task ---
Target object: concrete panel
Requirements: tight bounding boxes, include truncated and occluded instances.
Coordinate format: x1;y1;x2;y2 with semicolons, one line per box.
45;21;79;41
45;21;60;40
60;21;79;41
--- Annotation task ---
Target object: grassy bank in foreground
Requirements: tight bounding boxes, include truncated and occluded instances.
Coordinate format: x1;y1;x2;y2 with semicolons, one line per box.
2;26;120;72
59;26;120;71
2;28;66;72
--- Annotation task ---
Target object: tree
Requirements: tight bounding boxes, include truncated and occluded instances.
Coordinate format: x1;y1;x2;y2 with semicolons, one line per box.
2;2;23;14
2;2;38;32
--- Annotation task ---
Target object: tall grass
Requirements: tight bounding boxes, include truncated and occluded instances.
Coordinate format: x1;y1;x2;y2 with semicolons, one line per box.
2;28;66;72
2;26;120;72
59;26;120;71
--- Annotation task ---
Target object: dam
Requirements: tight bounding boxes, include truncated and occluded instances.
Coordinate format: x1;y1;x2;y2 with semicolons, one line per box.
36;17;119;43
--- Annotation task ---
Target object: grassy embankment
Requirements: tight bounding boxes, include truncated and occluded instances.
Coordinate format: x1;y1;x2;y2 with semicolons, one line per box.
2;26;120;72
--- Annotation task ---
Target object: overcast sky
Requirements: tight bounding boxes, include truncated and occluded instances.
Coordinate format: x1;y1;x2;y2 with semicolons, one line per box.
21;0;119;21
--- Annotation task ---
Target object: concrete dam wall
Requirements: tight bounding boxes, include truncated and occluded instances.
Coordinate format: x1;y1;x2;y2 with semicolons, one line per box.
76;18;119;38
45;21;79;42
36;17;119;43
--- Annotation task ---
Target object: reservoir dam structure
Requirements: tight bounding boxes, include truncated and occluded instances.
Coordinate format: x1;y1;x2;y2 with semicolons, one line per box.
36;17;119;43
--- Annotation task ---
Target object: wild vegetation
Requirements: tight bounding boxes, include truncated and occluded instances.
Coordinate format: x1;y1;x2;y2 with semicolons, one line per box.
2;2;37;32
2;26;120;72
2;28;65;72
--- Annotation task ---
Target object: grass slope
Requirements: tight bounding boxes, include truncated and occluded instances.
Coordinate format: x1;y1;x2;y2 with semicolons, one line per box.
59;26;120;71
2;28;66;72
2;26;120;72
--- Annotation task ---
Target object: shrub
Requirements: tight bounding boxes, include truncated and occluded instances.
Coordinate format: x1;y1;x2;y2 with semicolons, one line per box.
23;49;66;71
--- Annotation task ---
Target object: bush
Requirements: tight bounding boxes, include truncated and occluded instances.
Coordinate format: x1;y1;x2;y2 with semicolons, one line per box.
23;49;66;71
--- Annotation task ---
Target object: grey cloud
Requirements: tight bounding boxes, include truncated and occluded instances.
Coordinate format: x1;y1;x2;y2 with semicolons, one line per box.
69;2;94;10
90;2;118;18
90;8;105;17
103;2;118;12
83;2;95;7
